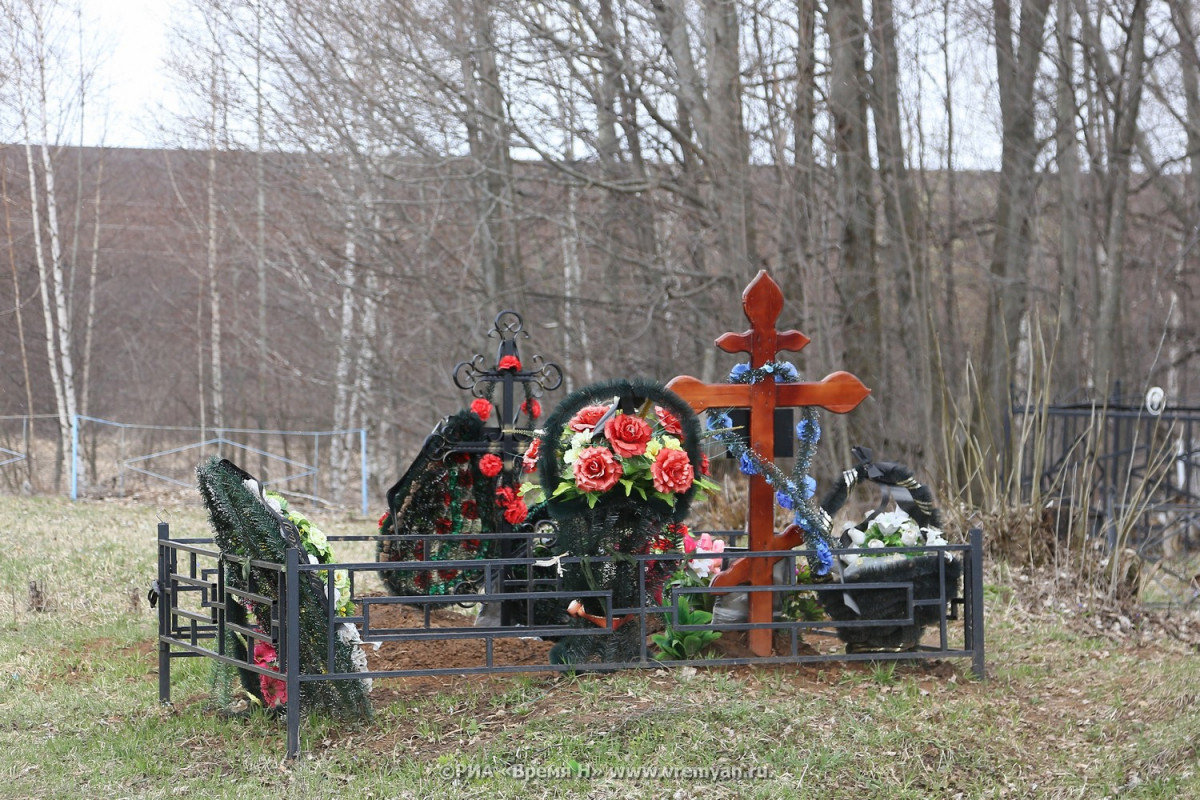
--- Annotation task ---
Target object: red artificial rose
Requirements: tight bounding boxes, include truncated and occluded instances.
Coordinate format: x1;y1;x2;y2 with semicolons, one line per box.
522;437;542;473
498;355;521;371
604;413;653;458
655;405;683;435
568;405;610;433
503;500;528;525
651;447;694;494
470;398;492;421
435;517;453;535
701;453;711;476
479;453;503;478
572;446;623;493
521;398;542;419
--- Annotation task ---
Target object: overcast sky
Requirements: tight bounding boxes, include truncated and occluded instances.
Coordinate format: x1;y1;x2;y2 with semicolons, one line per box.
80;0;178;147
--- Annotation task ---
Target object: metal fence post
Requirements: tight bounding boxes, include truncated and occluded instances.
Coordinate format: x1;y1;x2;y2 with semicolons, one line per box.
157;521;172;704
70;414;79;500
969;527;986;680
285;547;302;758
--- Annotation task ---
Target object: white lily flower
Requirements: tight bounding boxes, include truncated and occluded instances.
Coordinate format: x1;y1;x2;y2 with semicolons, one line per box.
871;509;912;537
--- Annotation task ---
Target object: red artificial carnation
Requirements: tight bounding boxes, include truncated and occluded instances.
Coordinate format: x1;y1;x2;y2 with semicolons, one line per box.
568;405;610;433
522;437;542;473
470;398;492;421
498;355;521;371
461;499;479;520
605;413;653;458
435;517;454;535
479;453;503;477
521;398;542;419
495;485;517;506
572;446;623;493
377;511;391;529
651;447;694;494
503;500;528;525
655;405;683;435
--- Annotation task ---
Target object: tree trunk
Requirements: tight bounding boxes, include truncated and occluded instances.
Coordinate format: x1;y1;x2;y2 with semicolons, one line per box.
979;0;1050;450
2;164;38;490
826;0;879;453
1054;0;1082;397
1168;0;1200;402
1089;0;1147;395
870;0;932;455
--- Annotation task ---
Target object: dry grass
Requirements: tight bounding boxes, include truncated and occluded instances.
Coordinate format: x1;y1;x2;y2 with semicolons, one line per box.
1;496;1199;799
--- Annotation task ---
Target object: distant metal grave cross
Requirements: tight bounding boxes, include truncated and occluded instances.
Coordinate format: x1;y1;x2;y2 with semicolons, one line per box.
667;270;871;657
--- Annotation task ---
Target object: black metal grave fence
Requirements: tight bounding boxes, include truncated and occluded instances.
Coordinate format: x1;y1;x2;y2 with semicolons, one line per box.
1009;395;1200;606
156;522;985;757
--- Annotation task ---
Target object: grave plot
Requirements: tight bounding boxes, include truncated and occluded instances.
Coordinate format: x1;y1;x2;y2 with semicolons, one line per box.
156;271;984;757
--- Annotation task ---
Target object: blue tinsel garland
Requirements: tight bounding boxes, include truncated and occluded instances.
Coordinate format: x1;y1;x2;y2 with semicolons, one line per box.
706;361;834;576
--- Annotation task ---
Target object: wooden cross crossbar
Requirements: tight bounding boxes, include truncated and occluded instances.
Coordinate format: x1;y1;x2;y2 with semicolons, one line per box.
666;270;870;656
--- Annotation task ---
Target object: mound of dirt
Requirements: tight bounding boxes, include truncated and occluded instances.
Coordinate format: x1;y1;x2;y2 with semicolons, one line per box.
364;603;556;674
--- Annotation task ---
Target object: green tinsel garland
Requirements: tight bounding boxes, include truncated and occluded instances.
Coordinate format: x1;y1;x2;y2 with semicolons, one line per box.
197;456;372;719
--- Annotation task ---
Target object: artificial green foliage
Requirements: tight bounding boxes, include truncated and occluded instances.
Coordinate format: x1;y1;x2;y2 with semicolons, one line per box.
650;594;722;660
196;456;372;719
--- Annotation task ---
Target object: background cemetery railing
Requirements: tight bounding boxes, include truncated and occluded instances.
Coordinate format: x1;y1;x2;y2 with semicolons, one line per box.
1008;394;1200;607
0;414;368;513
156;522;985;758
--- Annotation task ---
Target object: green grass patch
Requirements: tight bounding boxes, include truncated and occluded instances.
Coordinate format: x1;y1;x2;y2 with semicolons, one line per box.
1;496;1199;799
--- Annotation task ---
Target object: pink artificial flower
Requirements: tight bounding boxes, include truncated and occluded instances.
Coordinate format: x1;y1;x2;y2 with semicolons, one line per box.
681;528;697;554
521;438;542;473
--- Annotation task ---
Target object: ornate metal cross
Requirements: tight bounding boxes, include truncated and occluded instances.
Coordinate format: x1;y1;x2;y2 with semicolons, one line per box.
667;270;871;656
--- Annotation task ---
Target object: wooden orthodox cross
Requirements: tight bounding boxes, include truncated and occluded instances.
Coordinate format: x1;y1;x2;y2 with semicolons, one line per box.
667;270;871;656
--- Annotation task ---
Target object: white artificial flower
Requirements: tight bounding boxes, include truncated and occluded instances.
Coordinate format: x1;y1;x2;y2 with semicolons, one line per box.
924;528;947;547
841;552;861;567
867;539;885;548
871;509;912;537
844;524;866;547
899;524;920;547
